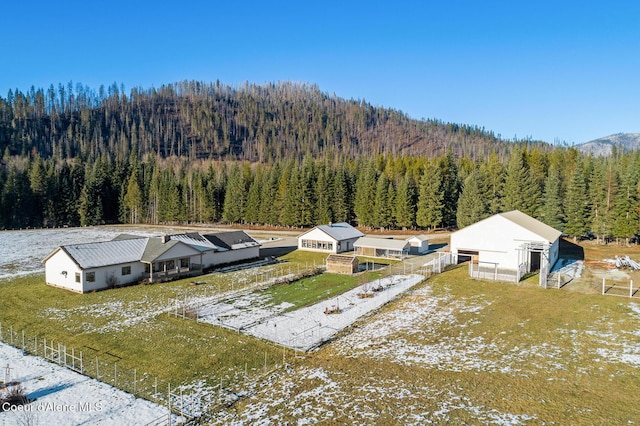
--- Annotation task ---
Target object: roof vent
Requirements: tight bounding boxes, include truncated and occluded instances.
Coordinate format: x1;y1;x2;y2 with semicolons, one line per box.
161;235;170;244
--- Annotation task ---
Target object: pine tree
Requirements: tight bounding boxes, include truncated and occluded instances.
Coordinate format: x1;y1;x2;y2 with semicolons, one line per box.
563;161;590;237
456;168;489;228
416;162;444;229
354;161;377;227
244;167;263;224
373;173;394;228
590;160;617;241
394;173;416;229
222;163;246;224
484;153;505;214
123;168;143;224
332;166;352;223
439;152;460;227
540;162;565;231
502;148;541;217
315;165;333;225
613;164;639;239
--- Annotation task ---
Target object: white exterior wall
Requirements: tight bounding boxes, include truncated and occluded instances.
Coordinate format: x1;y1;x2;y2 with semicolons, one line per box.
44;250;83;293
44;250;145;293
210;247;260;266
81;262;146;293
298;228;339;253
408;238;429;254
450;215;557;271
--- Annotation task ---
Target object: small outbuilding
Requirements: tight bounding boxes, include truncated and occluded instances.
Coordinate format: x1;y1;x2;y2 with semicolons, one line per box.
354;237;410;259
449;210;562;285
406;235;429;254
298;222;364;253
326;254;359;274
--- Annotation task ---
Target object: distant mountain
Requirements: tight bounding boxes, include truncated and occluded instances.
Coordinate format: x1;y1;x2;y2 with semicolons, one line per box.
577;133;640;156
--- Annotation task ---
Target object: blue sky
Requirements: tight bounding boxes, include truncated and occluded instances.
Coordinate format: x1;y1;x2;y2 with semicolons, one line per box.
1;1;638;144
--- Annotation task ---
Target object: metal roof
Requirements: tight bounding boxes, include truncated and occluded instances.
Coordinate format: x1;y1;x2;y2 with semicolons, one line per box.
203;231;260;250
499;210;562;243
61;238;149;269
303;222;364;241
354;237;410;250
406;234;429;242
167;233;220;252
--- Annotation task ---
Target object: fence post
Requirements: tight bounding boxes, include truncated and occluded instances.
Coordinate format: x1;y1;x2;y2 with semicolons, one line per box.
630;280;634;298
22;330;25;351
134;369;137;394
168;383;172;423
96;356;99;380
558;274;561;289
10;325;13;345
114;362;117;386
602;277;605;295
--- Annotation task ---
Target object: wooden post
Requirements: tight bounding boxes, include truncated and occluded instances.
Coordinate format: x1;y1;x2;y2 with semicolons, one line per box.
114;362;117;386
134;369;137;394
96;357;99;379
630;280;634;298
602;277;605;295
154;377;158;396
558;274;561;289
22;330;25;351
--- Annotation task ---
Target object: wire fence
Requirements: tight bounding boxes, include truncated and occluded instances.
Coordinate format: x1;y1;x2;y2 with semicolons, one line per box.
0;322;287;423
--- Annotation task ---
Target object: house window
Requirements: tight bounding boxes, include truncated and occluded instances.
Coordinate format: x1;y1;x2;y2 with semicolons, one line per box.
75;273;80;283
122;266;131;276
86;272;95;282
180;258;189;268
167;260;175;270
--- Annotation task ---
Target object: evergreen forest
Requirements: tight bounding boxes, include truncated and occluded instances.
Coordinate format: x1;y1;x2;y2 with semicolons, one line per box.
0;81;638;240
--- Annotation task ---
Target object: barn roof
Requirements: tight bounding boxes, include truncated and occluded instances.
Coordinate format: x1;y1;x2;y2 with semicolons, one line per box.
354;237;410;250
498;210;562;242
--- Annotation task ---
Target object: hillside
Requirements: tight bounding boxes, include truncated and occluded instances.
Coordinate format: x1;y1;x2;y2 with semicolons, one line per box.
0;81;546;162
576;132;640;156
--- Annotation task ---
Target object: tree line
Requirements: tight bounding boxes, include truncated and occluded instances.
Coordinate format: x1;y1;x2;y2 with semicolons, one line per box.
0;81;544;164
1;146;638;241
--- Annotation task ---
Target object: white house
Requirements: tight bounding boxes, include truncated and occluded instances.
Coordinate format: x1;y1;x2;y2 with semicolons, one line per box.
43;236;203;293
43;230;262;293
298;222;364;253
406;235;429;254
354;237;410;259
449;210;561;285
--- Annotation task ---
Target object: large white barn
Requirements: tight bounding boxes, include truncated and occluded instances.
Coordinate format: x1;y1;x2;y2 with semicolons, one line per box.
449;210;561;285
297;222;364;254
43;231;261;293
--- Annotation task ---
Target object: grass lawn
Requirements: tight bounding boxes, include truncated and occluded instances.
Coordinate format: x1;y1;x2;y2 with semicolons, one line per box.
215;263;640;424
0;250;349;395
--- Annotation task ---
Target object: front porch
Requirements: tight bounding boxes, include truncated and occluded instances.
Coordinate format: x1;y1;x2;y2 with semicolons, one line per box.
143;257;203;283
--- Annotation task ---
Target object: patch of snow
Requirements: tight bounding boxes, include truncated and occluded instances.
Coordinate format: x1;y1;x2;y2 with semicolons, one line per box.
198;274;425;351
0;342;181;425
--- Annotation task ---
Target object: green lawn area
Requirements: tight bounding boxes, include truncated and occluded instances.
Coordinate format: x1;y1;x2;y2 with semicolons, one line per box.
0;250;354;395
216;264;640;424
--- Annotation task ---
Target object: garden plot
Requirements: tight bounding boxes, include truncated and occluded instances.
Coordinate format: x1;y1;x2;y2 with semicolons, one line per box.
0;342;181;425
197;274;424;351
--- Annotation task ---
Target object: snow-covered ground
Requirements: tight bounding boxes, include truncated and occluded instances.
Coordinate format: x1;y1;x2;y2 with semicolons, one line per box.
0;227;162;280
0;342;181;426
196;274;424;351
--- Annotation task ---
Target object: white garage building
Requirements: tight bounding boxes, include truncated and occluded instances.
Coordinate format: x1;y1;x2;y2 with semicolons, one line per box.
449;210;561;286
